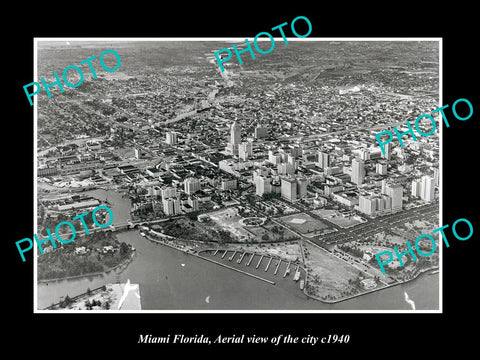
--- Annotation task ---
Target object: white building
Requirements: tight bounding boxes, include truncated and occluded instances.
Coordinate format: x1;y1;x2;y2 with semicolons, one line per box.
184;178;201;195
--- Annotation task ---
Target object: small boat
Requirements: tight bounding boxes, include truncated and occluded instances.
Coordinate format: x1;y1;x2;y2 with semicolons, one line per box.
300;279;305;290
140;232;146;237
293;271;300;281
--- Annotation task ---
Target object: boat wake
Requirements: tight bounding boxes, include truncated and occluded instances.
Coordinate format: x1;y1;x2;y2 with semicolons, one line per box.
404;291;416;310
205;296;210;304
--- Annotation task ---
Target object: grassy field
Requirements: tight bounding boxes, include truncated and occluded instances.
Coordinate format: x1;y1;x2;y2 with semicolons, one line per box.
277;212;332;236
303;242;363;301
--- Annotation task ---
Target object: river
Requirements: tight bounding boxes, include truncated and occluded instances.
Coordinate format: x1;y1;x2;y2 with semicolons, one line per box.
37;189;439;311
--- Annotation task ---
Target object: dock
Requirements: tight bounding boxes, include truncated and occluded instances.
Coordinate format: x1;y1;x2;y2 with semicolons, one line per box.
246;253;254;267
274;259;281;275
197;254;276;285
213;249;219;256
228;251;236;261
265;257;273;272
283;261;291;278
221;250;228;259
237;252;246;264
256;255;264;269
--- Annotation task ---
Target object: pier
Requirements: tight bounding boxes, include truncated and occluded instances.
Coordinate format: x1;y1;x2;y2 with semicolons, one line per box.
228;251;237;261
246;253;254;267
284;261;291;278
221;250;228;259
274;259;281;275
237;252;246;264
265;257;273;272
213;249;219;256
256;255;264;269
197;254;276;285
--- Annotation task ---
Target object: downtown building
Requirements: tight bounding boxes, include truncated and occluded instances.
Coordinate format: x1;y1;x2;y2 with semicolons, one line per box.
411;175;435;202
225;121;241;156
351;158;365;186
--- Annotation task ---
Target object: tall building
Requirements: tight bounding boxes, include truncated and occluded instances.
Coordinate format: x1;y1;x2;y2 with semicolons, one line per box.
376;163;387;175
225;121;242;155
382;142;392;160
255;175;272;196
421;175;435;202
385;184;403;211
166;132;178;145
221;178;237;190
163;197;181;215
238;141;252;161
351;159;365;186
230;121;241;145
268;151;282;165
359;195;377;216
277;163;295;175
134;147;145;159
281;177;297;202
317;151;330;169
411;180;421;197
161;187;177;200
297;177;308;199
187;196;199;211
184;177;201;195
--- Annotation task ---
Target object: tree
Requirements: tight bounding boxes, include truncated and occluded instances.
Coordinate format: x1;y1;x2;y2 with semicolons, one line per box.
120;242;130;258
261;234;270;241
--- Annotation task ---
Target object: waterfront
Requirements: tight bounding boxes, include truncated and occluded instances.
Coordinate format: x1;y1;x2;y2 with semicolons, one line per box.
37;189;439;310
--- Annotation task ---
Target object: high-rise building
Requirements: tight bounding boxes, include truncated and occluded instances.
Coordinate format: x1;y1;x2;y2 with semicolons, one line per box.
255;175;272;196
230;121;241;145
281;178;297;202
385;184;403;211
187;196;199;211
277;163;295;175
359;195;377;216
184;177;201;195
254;126;267;139
225;121;242;155
268;151;282;165
411;180;421;197
221;178;237;190
360;149;370;161
351;159;365;186
376;163;387;175
317;151;330;169
297;177;308;199
382;142;392;160
421;175;435;202
166;132;178;145
161;187;177;200
134;147;145;159
163;197;181;215
238;141;252;161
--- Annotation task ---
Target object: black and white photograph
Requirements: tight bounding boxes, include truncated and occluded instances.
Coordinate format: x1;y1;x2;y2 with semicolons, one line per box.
6;5;478;355
33;39;441;312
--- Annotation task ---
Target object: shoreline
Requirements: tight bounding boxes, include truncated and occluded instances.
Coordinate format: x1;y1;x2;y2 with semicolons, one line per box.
303;264;439;304
37;251;135;284
144;232;438;305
